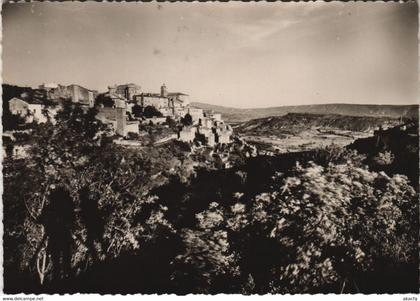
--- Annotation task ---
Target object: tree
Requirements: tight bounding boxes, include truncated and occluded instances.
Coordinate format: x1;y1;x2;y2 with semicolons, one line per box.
3;102;112;287
226;161;417;293
3;112;26;130
132;104;143;118
372;151;394;167
194;132;206;146
171;202;240;294
3;101;182;292
181;113;193;126
4;100;418;294
165;116;177;130
143;105;163;118
95;93;114;107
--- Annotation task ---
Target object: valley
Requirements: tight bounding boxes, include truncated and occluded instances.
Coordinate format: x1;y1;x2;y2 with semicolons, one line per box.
239;128;371;154
233;112;408;154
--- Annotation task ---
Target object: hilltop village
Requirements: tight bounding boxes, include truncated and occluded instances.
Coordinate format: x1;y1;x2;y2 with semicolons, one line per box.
4;82;415;167
5;82;234;150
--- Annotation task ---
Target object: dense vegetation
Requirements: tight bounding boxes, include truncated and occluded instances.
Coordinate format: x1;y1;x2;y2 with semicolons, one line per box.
348;123;419;188
3;103;418;294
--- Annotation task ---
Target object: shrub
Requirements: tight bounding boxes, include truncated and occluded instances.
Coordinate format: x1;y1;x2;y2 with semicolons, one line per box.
372;151;394;166
227;161;417;293
132;104;143;118
181;113;193;126
143;106;163;118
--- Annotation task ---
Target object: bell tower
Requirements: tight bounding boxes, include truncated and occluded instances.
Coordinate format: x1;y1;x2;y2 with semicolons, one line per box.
161;83;168;97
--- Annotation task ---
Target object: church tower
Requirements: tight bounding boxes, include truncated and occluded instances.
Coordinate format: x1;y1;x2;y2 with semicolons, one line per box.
161;83;168;97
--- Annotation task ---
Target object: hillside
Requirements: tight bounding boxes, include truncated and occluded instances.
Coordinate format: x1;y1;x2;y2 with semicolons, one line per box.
235;113;403;136
191;102;419;123
348;122;419;186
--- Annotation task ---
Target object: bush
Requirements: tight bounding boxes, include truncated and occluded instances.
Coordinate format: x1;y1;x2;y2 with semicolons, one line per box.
127;132;140;140
181;113;193;126
373;151;394;166
144;106;163;118
95;94;114;107
132;104;143;118
226;161;417;293
165;116;177;130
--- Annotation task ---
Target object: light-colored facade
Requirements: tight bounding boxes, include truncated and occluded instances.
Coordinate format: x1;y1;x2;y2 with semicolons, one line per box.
125;122;140;136
144;117;167;125
9;98;29;116
207;132;216;147
177;114;232;146
188;108;204;124
69;85;96;107
96;103;139;137
39;83;59;90
208;113;222;122
129;85;190;117
115;99;127;136
39;83;97;107
168;93;190;106
140;95;169;111
100;82;232;142
113;83;142;101
9;98;47;123
27;104;47;123
215;124;233;144
178;126;197;143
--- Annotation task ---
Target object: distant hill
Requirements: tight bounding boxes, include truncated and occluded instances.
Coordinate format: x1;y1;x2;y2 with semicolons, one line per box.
235;113;405;136
191;102;419;123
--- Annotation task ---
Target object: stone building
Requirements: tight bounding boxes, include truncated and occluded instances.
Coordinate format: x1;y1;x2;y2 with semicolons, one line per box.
131;84;190;117
111;83;142;101
143;117;167;125
138;94;170;111
8;97;47;123
179;110;233;146
188;107;204;124
168;92;190;106
96;101;139;137
39;83;97;107
216;124;233;144
69;84;96;107
39;83;70;101
178;126;197;143
161;83;168;97
207;113;222;122
197;126;216;147
40;83;59;89
177;112;232;147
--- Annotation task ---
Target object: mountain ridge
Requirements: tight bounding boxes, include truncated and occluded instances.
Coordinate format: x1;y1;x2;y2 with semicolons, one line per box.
235;112;404;135
191;102;419;122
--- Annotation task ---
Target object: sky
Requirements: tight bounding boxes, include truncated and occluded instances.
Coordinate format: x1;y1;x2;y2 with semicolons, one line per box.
2;2;419;108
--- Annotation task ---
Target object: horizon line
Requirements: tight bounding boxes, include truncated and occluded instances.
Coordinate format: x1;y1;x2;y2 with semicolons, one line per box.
2;82;418;109
191;101;420;110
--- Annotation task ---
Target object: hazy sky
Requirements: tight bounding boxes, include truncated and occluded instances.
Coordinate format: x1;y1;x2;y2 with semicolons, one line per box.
3;2;419;108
